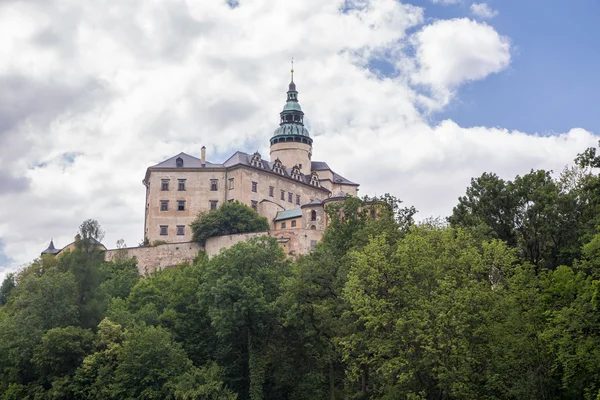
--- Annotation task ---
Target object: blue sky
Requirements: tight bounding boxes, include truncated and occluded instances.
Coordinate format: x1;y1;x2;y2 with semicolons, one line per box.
408;0;600;134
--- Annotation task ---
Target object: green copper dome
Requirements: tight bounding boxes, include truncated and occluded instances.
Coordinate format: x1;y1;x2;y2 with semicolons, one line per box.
283;101;302;112
270;76;313;146
273;124;310;137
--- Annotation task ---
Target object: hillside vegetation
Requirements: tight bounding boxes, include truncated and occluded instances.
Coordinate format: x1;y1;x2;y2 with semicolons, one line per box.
3;143;600;399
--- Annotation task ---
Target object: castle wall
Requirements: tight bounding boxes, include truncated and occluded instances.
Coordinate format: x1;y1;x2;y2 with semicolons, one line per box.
104;242;204;275
104;229;322;275
203;231;268;256
271;229;324;257
145;169;227;244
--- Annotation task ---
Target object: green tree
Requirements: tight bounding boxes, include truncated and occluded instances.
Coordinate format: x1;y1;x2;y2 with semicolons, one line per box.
112;324;193;399
77;219;106;254
190;201;269;243
199;236;289;400
32;326;94;393
340;227;515;398
0;273;15;306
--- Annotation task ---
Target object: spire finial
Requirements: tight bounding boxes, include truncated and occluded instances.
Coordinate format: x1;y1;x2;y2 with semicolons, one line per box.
290;57;294;82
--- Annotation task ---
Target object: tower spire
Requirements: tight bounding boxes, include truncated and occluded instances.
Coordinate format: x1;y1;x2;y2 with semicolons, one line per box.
289;58;296;92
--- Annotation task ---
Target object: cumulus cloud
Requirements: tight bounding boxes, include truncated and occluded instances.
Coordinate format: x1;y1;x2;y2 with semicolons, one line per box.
0;0;595;279
410;18;510;105
471;3;499;19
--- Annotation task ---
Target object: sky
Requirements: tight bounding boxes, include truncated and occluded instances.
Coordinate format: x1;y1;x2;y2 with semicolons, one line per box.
0;0;598;278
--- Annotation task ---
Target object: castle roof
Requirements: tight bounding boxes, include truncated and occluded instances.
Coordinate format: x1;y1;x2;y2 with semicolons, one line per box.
149;152;223;169
41;239;61;255
145;151;357;190
275;209;303;221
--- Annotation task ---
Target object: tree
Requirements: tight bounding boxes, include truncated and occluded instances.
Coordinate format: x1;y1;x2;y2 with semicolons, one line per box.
449;170;580;269
0;273;15;306
78;219;106;253
199;236;289;400
32;326;94;390
340;227;516;398
190;201;269;243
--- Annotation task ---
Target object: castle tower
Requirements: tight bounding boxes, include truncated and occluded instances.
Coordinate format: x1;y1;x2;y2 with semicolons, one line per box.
270;64;313;175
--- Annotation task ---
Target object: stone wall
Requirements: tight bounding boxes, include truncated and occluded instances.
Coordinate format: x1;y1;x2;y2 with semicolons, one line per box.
204;231;269;256
104;242;204;275
104;228;322;275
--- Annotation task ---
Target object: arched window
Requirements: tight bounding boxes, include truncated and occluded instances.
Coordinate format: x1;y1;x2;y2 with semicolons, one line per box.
176;157;183;167
311;210;317;221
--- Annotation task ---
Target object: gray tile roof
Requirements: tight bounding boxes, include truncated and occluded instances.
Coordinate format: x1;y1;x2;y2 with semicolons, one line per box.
311;161;330;170
148;152;357;188
150;152;223;168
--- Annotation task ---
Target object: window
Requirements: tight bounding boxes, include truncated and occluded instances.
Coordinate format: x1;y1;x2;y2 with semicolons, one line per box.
178;179;186;191
251;200;257;211
161;180;169;191
160;200;168;211
310;240;318;251
160;225;168;236
177;200;185;211
288;192;292;203
176;157;183;167
291;220;297;227
210;200;218;210
296;195;300;205
311;210;317;221
229;178;234;190
176;225;185;236
251;181;257;192
310;225;316;230
228;199;234;203
280;190;285;200
281;222;287;229
298;164;302;169
370;209;377;219
210;179;218;191
269;186;274;197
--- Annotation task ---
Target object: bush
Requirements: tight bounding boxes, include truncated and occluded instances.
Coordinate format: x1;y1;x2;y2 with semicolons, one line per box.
190;201;270;242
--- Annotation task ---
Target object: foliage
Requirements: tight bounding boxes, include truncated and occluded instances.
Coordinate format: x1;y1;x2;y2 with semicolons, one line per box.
190;201;269;243
0;274;15;306
77;219;106;253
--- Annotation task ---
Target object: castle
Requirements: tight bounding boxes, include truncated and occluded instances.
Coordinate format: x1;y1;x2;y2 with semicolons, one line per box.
142;70;358;251
42;69;359;266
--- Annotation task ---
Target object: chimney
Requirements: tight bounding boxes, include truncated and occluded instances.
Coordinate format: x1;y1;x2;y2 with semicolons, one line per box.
201;146;206;166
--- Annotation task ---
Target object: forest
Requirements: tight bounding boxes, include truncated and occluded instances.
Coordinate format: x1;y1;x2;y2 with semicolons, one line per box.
2;142;600;399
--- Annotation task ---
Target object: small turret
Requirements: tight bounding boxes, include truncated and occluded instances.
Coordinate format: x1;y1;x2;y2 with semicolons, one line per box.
41;239;61;256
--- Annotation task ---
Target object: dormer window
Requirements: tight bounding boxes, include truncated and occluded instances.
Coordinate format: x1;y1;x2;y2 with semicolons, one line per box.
250;152;264;168
310;172;320;187
272;158;285;175
291;165;302;181
176;157;184;168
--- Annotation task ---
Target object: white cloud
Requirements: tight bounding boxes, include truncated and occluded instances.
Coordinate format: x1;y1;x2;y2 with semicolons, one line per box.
471;3;499;19
431;0;462;4
410;18;510;105
0;0;596;279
